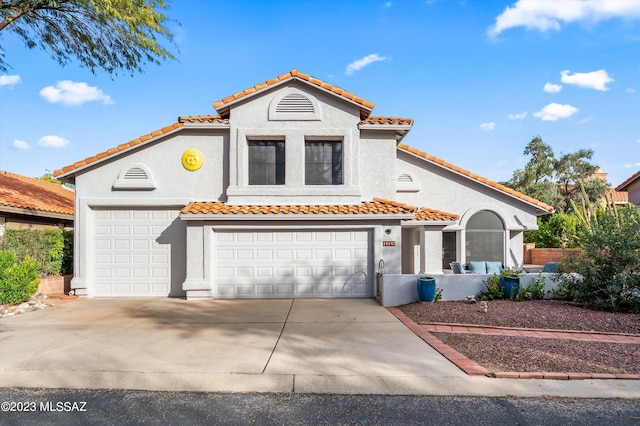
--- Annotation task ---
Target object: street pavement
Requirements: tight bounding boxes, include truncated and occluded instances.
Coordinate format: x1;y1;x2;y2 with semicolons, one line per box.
1;297;639;398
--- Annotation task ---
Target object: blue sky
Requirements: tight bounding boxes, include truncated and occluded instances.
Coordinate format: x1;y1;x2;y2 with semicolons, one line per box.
0;0;639;187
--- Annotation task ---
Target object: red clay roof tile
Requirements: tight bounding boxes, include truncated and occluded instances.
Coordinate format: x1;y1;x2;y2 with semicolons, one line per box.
180;198;458;221
212;69;374;118
397;143;554;212
0;170;74;216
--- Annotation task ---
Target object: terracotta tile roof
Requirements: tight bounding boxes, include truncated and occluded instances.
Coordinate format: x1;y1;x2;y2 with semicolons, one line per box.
213;69;374;119
607;188;629;204
54;121;184;177
361;117;414;126
397;143;554;213
180;197;458;222
0;170;74;216
178;115;228;124
616;170;640;191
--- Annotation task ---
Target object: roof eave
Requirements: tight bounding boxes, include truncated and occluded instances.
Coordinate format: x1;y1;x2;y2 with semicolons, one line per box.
0;205;74;220
55;125;184;179
213;75;374;119
180;212;415;221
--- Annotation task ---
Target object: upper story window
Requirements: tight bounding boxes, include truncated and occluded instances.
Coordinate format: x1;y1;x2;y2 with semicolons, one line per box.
248;140;285;185
305;140;343;185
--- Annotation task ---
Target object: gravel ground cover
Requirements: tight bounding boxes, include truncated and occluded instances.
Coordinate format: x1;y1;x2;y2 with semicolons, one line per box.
398;300;640;374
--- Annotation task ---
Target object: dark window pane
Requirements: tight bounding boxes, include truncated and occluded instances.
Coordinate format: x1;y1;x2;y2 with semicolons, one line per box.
249;141;285;185
305;141;343;185
466;211;504;263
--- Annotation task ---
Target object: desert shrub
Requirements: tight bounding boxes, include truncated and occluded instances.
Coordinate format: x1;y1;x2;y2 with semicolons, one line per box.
554;199;640;313
478;273;503;301
0;250;40;304
515;273;546;301
0;229;65;275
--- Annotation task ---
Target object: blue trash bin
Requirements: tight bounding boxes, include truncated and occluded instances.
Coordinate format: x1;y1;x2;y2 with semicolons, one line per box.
417;276;436;302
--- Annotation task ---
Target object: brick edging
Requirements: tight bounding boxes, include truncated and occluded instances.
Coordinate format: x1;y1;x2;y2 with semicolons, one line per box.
418;321;640;338
386;307;640;381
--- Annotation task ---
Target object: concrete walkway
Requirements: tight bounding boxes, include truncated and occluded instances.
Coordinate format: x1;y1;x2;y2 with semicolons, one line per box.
1;298;639;397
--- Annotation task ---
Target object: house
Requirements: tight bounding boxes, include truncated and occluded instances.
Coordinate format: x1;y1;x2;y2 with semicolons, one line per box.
616;170;640;208
54;69;553;299
0;170;74;236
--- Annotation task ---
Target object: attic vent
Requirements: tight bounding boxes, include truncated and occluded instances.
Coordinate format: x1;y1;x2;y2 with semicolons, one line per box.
397;174;413;183
113;163;157;190
123;167;148;180
396;173;419;193
269;90;321;121
276;93;315;113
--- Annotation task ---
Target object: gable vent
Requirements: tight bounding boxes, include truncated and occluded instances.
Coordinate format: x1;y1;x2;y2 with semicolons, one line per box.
276;93;315;113
123;167;148;180
397;174;413;183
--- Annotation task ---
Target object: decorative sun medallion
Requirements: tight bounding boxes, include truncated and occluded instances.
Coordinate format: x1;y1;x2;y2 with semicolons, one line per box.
181;148;204;171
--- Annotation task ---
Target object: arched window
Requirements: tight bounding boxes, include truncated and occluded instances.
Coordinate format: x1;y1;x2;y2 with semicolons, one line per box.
466;211;504;263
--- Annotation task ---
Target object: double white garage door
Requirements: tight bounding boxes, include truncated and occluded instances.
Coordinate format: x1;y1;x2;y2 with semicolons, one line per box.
93;208;372;298
214;230;373;298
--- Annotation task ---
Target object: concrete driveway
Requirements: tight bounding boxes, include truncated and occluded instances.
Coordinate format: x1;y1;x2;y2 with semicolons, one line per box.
1;298;638;397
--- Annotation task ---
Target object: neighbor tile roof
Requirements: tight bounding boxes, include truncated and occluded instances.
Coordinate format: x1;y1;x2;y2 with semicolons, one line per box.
213;69;374;119
0;170;74;216
606;188;629;204
616;170;640;191
397;143;554;212
181;197;458;221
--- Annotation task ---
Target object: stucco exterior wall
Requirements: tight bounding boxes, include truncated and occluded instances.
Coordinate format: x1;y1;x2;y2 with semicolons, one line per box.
627;179;640;205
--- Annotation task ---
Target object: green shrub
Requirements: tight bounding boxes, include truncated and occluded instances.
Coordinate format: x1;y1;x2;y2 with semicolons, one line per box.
524;213;584;248
478;273;503;301
554;196;640;313
0;229;65;275
515;273;546;301
61;230;74;275
0;251;40;305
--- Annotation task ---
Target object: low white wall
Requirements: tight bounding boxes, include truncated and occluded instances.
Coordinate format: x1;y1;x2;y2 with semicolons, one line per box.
379;273;560;307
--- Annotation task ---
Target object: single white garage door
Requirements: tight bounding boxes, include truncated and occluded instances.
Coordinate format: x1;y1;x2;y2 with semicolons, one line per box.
93;209;180;296
214;229;372;298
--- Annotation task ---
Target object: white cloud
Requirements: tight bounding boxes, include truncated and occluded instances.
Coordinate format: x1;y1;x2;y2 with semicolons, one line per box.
533;103;579;121
0;74;21;87
508;112;527;120
11;139;29;150
560;69;613;91
577;114;594;124
628;87;636;93
624;162;640;168
345;54;389;76
39;80;114;106
480;122;496;131
544;82;563;93
489;0;640;36
37;135;70;148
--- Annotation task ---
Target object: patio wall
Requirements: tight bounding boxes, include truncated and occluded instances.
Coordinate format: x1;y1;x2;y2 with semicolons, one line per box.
379;273;560;307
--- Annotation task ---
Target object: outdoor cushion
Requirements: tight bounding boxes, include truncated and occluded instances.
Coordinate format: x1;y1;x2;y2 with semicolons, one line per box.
468;261;487;274
450;262;466;274
542;262;559;273
486;261;502;275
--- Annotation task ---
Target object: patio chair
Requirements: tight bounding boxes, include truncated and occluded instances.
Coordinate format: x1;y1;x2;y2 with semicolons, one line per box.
450;262;467;274
541;262;559;273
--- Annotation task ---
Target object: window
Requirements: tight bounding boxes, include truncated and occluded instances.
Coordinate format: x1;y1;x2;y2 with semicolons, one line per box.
248;141;285;185
466;211;504;263
305;141;343;185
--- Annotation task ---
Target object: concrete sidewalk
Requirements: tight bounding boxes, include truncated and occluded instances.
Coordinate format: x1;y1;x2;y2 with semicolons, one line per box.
1;298;639;397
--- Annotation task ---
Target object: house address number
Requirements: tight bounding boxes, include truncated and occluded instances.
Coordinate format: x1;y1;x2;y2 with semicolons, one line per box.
382;241;396;247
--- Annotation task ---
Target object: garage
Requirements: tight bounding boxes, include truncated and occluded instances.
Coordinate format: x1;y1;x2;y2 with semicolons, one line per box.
93;208;183;296
214;229;373;298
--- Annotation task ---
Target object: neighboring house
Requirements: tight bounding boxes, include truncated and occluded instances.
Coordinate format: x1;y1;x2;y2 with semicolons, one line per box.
616;170;640;208
54;69;552;299
0;170;74;236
